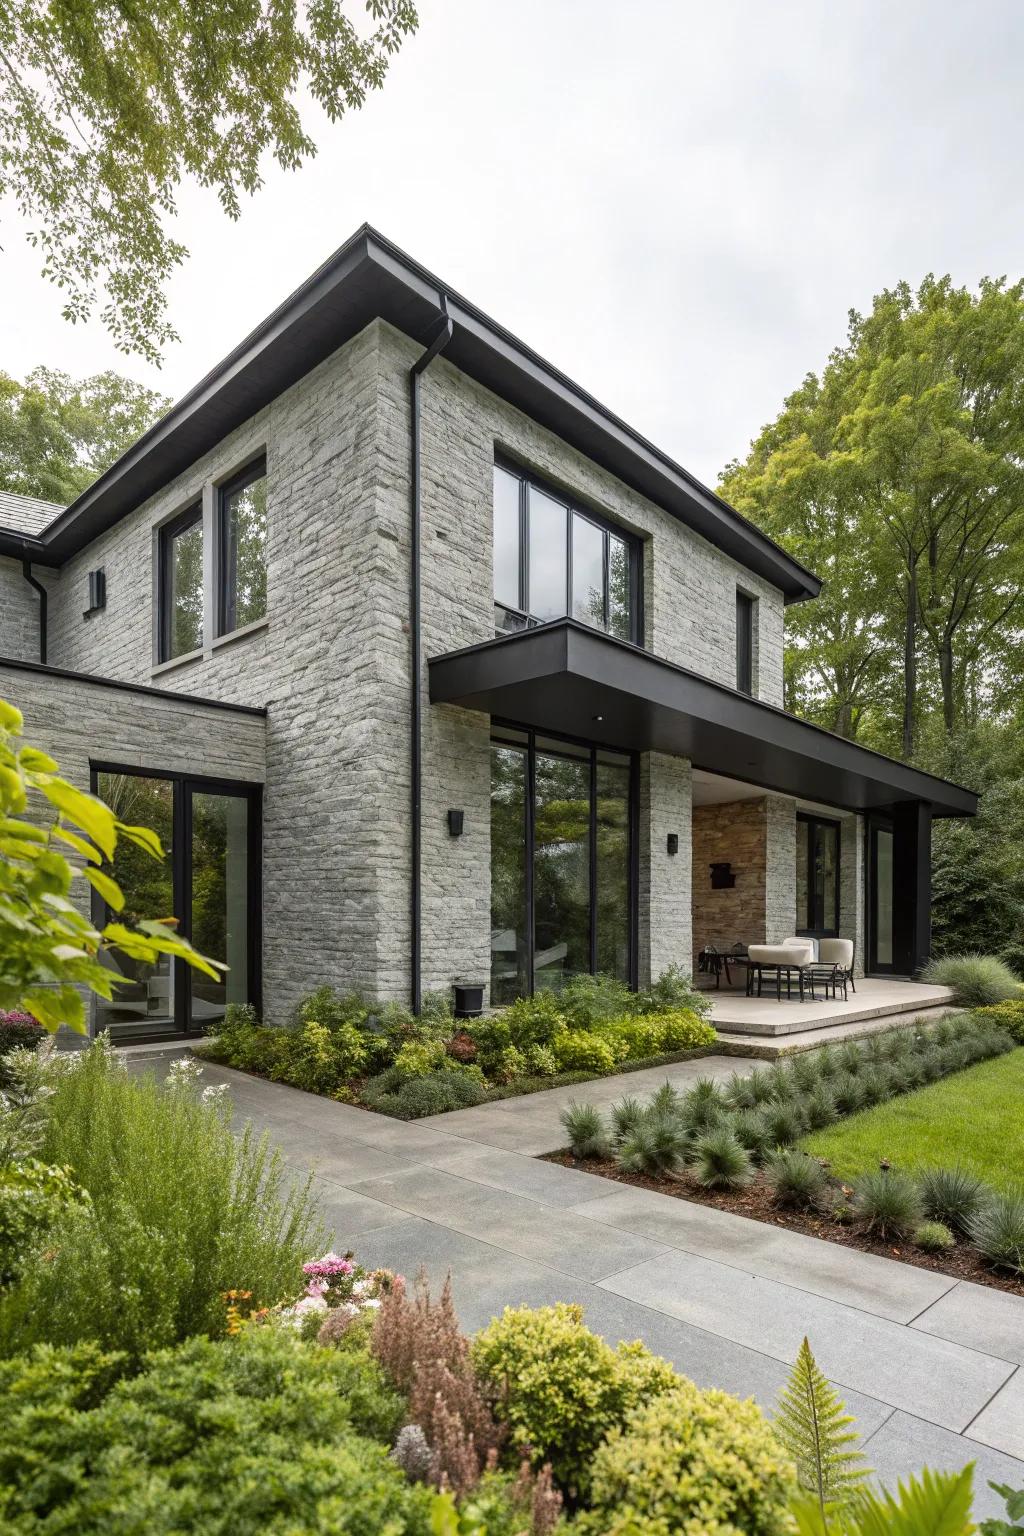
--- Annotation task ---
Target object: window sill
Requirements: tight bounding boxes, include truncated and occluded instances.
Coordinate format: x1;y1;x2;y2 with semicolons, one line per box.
151;648;204;678
212;617;270;652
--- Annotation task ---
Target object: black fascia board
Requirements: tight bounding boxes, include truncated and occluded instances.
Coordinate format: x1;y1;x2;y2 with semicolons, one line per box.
428;620;978;819
0;654;267;717
0;226;820;603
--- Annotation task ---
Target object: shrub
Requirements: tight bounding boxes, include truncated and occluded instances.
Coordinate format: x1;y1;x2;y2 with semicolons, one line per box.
853;1168;923;1240
968;1189;1024;1276
615;1113;689;1176
393;1038;448;1080
0;1042;322;1360
0;1159;89;1286
0;1327;432;1534
471;1302;678;1498
645;1007;716;1052
583;1380;797;1536
690;1127;753;1190
561;1102;609;1159
377;1071;486;1120
0;1013;43;1085
732;1108;773;1159
760;1099;805;1149
917;1165;987;1235
293;984;373;1033
609;1095;646;1143
551;1030;616;1076
285;1018;367;1093
446;1030;478;1064
558;972;633;1028
915;1220;955;1252
803;1084;838;1131
922;952;1020;1007
764;1148;827;1209
788;1053;822;1095
683;1075;729;1131
499;991;566;1048
635;964;713;1020
831;1072;864;1116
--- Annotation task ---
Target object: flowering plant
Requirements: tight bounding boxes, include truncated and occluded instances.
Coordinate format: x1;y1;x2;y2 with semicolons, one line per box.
277;1250;397;1335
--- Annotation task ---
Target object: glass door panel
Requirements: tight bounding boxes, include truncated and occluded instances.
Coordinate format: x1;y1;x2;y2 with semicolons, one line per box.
533;746;591;993
94;773;176;1041
189;789;251;1030
871;824;895;971
595;757;630;981
489;744;529;1006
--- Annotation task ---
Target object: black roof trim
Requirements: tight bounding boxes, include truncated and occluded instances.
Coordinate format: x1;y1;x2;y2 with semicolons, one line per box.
0;226;820;602
0;655;268;718
428;620;977;819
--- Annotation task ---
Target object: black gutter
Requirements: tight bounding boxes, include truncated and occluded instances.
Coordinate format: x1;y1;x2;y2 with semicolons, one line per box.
21;561;48;663
409;303;454;1015
0;654;268;717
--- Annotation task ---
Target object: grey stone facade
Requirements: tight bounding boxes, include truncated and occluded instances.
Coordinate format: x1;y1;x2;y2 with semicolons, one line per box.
0;313;863;1016
0;558;42;663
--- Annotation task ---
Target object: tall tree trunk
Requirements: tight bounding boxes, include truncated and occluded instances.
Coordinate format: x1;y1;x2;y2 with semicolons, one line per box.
939;637;956;731
902;555;918;760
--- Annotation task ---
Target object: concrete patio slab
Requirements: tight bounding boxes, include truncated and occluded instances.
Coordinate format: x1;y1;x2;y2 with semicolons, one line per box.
911;1280;1024;1365
573;1184;957;1322
864;1409;1024;1522
599;1249;1015;1430
708;977;955;1037
965;1369;1024;1457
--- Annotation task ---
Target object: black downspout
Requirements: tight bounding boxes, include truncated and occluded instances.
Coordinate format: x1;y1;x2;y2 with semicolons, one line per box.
21;559;48;664
409;302;453;1015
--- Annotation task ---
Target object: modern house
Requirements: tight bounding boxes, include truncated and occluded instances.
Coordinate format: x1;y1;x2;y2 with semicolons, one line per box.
0;227;977;1042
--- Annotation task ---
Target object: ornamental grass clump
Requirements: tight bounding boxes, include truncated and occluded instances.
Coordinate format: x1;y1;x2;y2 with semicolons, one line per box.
830;1072;864;1116
561;1101;609;1160
760;1099;806;1150
922;952;1020;1008
764;1148;828;1210
968;1188;1024;1276
917;1165;987;1235
732;1107;773;1159
689;1126;753;1190
682;1075;729;1131
615;1112;688;1177
609;1095;646;1143
853;1167;923;1240
914;1220;955;1253
802;1084;838;1131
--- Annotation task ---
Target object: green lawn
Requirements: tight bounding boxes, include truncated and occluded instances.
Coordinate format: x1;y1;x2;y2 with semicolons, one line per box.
802;1047;1024;1190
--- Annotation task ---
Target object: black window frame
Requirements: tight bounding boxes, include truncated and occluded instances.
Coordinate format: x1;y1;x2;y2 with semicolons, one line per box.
796;811;841;938
217;454;268;639
736;589;754;695
158;503;203;663
492;458;643;645
89;761;263;1042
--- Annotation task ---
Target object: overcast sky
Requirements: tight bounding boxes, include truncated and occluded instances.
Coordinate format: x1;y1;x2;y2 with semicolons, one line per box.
4;0;1023;487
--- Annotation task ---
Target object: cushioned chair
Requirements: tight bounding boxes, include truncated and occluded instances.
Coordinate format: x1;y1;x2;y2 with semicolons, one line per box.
746;942;815;1000
817;937;856;996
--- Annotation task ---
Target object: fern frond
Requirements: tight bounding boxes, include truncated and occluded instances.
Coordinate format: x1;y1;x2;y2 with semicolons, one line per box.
775;1336;870;1513
850;1464;976;1536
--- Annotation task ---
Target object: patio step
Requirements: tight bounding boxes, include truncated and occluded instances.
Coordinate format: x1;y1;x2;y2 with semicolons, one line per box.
715;1002;959;1058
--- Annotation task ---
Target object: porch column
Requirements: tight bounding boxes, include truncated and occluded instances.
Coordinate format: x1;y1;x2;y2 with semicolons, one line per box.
891;800;932;975
638;753;692;986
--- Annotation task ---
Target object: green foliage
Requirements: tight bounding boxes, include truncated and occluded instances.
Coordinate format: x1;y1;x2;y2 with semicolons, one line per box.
0;1013;44;1081
0;1327;430;1533
393;1038;448;1080
762;1099;807;1149
471;1302;678;1498
0;366;169;502
982;1481;1024;1536
558;972;634;1028
0;3;417;360
690;1126;754;1189
634;963;713;1019
922;954;1021;1008
968;1188;1024;1276
775;1337;869;1514
914;1221;955;1253
0;1043;322;1359
765;1148;828;1209
561;1101;609;1159
372;1070;486;1120
582;1379;797;1536
0;1158;89;1285
853;1169;924;1240
551;1029;616;1076
790;1464;976;1536
0;700;222;1033
287;1018;367;1093
830;1073;865;1116
917;1165;987;1235
975;1000;1024;1042
615;1110;689;1176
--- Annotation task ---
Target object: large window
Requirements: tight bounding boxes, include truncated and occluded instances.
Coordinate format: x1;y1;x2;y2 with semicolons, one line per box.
490;726;635;1005
492;463;639;642
159;506;203;661
92;766;261;1041
218;457;268;636
736;590;754;694
796;812;840;936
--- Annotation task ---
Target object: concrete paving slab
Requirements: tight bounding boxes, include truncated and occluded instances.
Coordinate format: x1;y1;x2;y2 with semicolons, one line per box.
912;1280;1024;1365
416;1104;570;1154
423;1145;622;1205
313;1184;418;1242
709;978;954;1036
574;1184;956;1322
350;1165;670;1282
280;1136;426;1187
864;1409;1024;1518
599;1249;1014;1431
965;1368;1024;1458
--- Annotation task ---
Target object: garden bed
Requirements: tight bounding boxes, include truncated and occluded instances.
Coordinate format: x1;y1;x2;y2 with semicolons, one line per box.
543;1149;1024;1296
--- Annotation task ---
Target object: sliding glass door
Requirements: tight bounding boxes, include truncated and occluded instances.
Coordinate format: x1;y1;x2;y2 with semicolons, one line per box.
93;767;261;1041
867;819;895;973
490;727;636;1004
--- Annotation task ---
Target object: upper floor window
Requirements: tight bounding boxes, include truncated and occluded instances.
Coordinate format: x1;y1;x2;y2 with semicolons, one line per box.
159;505;203;661
218;457;267;636
493;462;638;642
736;589;755;694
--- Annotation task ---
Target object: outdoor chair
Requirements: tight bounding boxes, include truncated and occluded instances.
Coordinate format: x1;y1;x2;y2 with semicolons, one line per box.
817;937;856;998
746;941;815;1000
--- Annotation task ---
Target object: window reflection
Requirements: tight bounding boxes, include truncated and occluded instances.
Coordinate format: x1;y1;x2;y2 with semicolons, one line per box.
191;792;250;1027
490;744;528;1006
162;510;203;660
220;459;267;634
572;516;605;626
528;487;568;622
94;774;175;1039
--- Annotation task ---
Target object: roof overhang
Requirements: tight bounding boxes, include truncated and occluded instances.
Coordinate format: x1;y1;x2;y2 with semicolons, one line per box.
428;621;977;819
0;226;820;602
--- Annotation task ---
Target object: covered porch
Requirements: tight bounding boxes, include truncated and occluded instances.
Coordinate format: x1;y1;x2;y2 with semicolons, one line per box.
705;975;956;1039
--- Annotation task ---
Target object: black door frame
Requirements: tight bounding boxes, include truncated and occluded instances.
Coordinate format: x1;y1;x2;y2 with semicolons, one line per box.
865;814;895;975
490;721;639;998
90;762;263;1040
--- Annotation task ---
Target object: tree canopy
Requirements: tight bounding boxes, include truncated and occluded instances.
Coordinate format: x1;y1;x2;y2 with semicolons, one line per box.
0;366;170;504
0;0;418;361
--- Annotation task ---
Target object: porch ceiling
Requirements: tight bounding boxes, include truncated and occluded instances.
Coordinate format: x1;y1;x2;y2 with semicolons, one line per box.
428;621;977;819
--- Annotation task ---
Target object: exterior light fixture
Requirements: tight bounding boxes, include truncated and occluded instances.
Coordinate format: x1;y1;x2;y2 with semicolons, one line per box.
447;809;465;837
666;833;679;856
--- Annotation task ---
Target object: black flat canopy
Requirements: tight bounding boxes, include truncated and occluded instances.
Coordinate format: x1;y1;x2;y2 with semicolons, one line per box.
428;621;977;819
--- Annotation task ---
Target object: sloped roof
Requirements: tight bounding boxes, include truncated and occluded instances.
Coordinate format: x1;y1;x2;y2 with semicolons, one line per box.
0;490;64;539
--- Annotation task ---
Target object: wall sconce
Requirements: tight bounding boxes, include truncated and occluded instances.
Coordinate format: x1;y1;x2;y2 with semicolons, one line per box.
710;862;736;889
84;568;106;616
666;833;679;856
447;809;465;837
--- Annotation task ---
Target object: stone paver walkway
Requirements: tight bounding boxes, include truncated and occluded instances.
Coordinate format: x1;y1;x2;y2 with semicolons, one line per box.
136;1054;1024;1516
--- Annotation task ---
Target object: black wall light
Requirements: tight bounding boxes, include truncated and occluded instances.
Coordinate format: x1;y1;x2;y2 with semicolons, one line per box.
447;809;465;837
84;568;106;616
666;833;679;856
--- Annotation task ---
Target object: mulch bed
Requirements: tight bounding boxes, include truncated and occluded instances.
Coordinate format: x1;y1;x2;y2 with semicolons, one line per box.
543;1150;1024;1297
